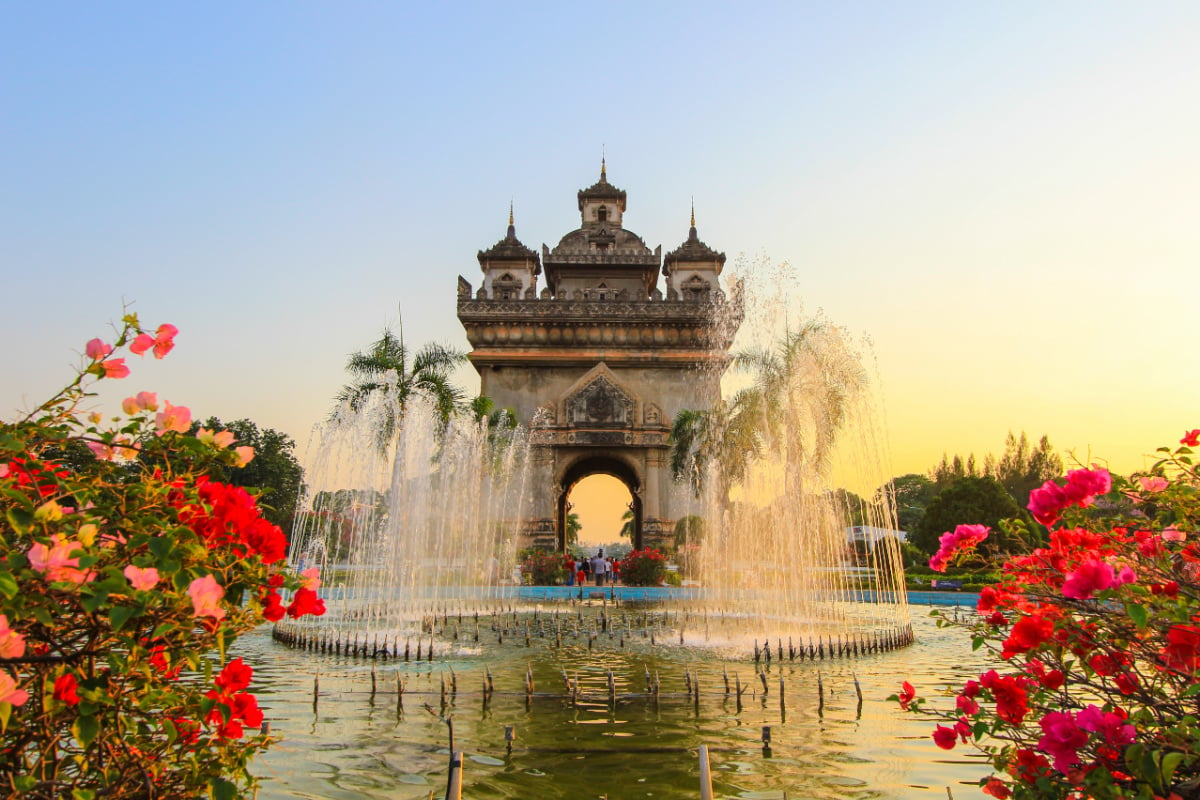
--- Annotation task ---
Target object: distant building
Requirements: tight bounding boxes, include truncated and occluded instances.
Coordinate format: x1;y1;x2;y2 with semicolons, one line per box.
846;525;907;551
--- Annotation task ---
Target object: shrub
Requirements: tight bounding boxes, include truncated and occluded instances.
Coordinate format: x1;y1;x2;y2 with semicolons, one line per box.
0;313;322;799
519;548;568;585
620;548;667;587
896;431;1200;800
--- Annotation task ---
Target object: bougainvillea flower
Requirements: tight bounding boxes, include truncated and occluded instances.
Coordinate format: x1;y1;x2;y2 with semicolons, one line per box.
130;323;178;359
1075;704;1136;747
982;777;1011;799
85;338;112;360
1138;475;1169;492
234;445;255;467
286;587;326;619
197;428;236;449
0;614;25;659
1062;559;1119;600
929;524;989;573
100;358;129;379
980;670;1030;724
1002;610;1056;658
231;692;263;727
1037;711;1089;774
0;670;28;707
155;402;191;435
123;564;160;591
1162;625;1200;671
1163;528;1186;542
28;535;93;584
897;681;916;710
188;574;227;621
216;658;253;692
933;724;958;750
1182;429;1200;447
53;673;80;705
300;567;321;591
1027;468;1111;526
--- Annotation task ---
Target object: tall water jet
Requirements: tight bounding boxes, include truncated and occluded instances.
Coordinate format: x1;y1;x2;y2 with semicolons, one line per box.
281;383;532;646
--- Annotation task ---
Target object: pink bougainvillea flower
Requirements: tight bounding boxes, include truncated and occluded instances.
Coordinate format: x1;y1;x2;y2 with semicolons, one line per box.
85;338;112;360
197;428;236;449
188;574;227;621
136;390;158;410
233;445;255;467
0;670;29;707
1138;475;1169;493
1163;527;1187;542
1075;704;1136;747
100;358;129;379
28;535;93;584
1027;468;1111;526
1182;429;1200;447
1061;558;1128;600
123;564;160;591
0;614;25;659
300;567;321;591
929;524;989;572
130;323;178;359
121;396;140;415
1037;711;1089;774
155;402;192;435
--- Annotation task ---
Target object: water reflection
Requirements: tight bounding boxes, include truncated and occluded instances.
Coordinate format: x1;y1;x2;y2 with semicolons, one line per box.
241;605;994;799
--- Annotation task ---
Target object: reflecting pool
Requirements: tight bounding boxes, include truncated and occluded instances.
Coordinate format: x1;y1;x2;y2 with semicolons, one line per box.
241;597;994;800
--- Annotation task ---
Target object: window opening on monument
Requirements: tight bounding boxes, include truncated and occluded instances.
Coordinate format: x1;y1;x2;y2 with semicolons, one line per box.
597;205;607;222
566;474;633;550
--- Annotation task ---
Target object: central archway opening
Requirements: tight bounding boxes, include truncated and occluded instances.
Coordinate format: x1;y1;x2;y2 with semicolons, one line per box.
558;457;641;554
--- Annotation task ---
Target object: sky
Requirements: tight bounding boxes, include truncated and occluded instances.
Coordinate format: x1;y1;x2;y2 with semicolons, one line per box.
2;3;1198;540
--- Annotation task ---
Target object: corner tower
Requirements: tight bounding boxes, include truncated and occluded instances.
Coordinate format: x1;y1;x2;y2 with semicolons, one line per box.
457;165;742;551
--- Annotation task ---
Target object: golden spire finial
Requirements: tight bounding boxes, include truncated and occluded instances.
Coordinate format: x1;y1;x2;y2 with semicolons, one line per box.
601;145;606;180
509;200;514;227
690;197;696;229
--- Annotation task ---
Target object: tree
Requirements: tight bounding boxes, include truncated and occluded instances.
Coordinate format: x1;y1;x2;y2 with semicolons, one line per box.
875;473;937;535
334;326;467;438
191;417;304;531
672;515;706;549
912;475;1027;556
565;511;582;547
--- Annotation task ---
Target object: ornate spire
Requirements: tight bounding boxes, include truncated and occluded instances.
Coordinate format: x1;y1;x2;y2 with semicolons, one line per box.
688;199;698;242
600;154;607;182
508;200;515;237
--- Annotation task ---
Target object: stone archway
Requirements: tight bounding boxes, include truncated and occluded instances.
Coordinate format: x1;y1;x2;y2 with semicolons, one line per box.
557;456;643;552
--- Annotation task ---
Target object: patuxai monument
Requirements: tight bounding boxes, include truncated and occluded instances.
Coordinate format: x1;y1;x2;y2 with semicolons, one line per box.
457;162;742;551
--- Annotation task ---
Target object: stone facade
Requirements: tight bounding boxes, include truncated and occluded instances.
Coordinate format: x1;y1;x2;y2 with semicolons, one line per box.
457;163;741;551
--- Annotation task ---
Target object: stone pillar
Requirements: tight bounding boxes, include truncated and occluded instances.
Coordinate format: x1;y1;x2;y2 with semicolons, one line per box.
641;448;672;551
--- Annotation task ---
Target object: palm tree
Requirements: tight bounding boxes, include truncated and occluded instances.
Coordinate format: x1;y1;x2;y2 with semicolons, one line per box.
669;317;865;498
334;326;467;438
565;512;582;547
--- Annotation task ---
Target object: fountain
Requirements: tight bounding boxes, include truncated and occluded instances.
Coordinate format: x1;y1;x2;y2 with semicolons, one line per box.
275;261;912;662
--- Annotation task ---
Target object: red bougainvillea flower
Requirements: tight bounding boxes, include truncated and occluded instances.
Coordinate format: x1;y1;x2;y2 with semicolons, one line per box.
1010;748;1051;784
980;670;1030;724
1162;624;1200;672
898;681;916;710
53;673;80;705
130;323;178;359
982;776;1011;799
175;479;288;564
216;658;253;693
1002;607;1058;659
1182;429;1200;447
286;587;326;619
933;724;958;750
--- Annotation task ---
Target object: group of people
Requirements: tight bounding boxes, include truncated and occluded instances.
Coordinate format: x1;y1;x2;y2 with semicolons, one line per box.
565;550;620;587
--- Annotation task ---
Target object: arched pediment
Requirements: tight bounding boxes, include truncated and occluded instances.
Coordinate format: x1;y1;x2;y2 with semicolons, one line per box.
559;363;640;429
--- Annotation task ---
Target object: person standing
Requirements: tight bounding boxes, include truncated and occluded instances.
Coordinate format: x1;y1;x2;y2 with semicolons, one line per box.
592;550;606;586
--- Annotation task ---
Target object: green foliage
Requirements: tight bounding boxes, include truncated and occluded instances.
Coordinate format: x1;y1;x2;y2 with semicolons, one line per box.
912;475;1026;555
672;515;706;549
619;548;667;587
519;548;568;585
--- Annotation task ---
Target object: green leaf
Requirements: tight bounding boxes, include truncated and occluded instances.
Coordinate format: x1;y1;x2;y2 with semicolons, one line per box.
0;701;10;733
209;777;238;800
1126;602;1149;630
0;572;17;599
5;506;33;534
72;790;96;800
108;605;139;633
1162;751;1184;785
72;714;101;748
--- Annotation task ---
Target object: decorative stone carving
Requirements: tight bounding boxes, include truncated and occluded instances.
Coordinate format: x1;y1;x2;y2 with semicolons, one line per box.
565;375;634;428
644;403;662;426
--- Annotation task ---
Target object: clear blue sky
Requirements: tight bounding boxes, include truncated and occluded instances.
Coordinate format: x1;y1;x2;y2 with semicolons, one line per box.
3;3;1198;499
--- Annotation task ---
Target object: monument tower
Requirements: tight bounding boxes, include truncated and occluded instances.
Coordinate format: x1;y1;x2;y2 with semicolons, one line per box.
457;163;741;550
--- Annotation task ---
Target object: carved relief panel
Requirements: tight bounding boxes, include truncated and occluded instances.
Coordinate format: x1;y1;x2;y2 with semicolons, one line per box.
564;375;635;428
